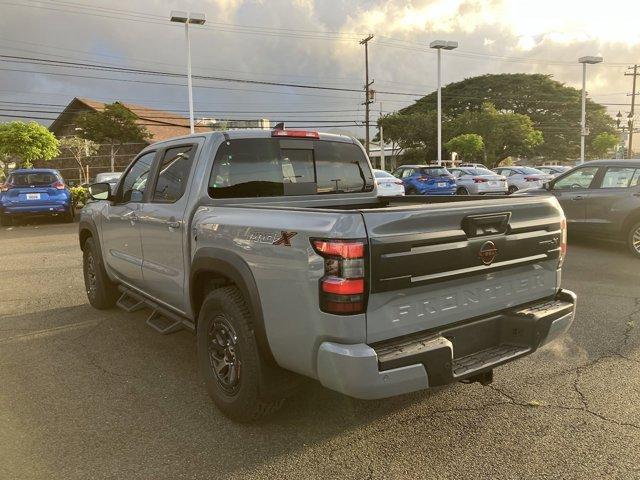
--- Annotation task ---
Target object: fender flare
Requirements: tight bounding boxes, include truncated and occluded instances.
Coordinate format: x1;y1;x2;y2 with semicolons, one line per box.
78;219;105;263
190;247;275;363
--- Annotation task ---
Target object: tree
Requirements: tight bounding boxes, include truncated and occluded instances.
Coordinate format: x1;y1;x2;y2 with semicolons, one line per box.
76;102;151;171
59;136;99;184
444;134;484;161
378;111;438;164
590;132;619;159
447;103;543;167
0;121;59;175
401;73;616;161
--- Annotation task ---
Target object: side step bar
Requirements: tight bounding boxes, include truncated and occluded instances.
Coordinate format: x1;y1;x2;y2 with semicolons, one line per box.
116;286;195;335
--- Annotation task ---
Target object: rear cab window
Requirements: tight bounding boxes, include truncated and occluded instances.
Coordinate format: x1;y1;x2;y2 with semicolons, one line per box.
208;138;374;198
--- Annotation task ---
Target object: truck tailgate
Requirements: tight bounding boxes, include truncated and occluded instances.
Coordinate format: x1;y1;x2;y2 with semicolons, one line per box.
361;196;563;343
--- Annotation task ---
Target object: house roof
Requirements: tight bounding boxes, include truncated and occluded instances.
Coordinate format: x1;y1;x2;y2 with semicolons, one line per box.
50;97;210;142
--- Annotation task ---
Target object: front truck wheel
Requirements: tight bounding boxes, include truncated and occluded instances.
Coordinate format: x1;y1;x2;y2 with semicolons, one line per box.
82;237;119;309
628;221;640;258
197;286;287;422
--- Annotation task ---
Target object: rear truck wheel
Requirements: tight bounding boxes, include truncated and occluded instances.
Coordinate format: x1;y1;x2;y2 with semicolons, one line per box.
508;185;518;194
627;221;640;258
197;286;286;422
0;213;11;226
82;237;118;309
456;187;469;195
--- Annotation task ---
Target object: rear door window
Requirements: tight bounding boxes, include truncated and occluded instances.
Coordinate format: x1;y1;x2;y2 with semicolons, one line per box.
208;138;373;198
598;167;638;189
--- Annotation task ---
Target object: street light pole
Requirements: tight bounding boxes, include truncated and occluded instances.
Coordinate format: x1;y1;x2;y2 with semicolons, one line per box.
578;56;603;163
185;21;194;134
430;40;458;166
170;11;206;135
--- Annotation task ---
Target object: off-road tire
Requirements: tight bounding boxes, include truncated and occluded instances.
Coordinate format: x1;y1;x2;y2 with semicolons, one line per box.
197;286;285;422
0;214;11;226
82;237;118;309
627;221;640;259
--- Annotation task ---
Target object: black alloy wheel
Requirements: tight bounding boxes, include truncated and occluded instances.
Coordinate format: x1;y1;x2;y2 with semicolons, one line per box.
208;316;242;395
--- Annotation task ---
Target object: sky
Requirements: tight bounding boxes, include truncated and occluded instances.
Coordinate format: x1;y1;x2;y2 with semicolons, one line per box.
1;0;640;138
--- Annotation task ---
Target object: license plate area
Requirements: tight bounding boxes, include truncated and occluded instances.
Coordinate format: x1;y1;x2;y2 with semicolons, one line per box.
26;193;41;200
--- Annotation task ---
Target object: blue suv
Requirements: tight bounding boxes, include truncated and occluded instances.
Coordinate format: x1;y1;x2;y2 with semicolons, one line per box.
1;169;74;226
393;165;456;195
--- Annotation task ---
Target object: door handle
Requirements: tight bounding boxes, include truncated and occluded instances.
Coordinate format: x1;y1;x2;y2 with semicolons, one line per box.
165;220;181;229
571;196;584;201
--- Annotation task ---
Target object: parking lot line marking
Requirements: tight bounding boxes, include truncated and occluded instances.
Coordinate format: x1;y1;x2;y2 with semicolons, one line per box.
0;320;100;344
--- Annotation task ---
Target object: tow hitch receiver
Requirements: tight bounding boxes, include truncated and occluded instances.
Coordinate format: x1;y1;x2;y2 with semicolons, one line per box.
461;369;494;386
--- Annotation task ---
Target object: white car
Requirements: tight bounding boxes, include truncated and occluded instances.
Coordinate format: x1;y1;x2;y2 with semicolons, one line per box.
535;165;571;178
492;166;551;194
373;169;405;196
449;167;508;195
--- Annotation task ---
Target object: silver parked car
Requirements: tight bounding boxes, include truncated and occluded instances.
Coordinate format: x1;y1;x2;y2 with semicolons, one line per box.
94;172;123;190
535;165;571;178
450;167;508;195
492;166;551;194
373;169;405;196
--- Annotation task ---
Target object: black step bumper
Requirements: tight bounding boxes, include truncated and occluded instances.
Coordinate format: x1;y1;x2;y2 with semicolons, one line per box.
371;289;576;387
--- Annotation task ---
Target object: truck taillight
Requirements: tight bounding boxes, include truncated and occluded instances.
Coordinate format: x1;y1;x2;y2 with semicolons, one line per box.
312;239;366;315
559;217;567;267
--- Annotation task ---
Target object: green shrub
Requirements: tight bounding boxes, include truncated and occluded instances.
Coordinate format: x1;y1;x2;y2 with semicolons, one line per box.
69;185;89;207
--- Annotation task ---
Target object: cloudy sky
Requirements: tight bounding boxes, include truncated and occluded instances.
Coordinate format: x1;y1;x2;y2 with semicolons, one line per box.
1;0;640;137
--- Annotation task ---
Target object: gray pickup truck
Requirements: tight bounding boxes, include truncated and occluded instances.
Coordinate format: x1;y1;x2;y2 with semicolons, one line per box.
80;129;576;422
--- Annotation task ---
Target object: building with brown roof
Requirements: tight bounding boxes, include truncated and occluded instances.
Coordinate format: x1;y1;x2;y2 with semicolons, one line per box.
42;97;211;183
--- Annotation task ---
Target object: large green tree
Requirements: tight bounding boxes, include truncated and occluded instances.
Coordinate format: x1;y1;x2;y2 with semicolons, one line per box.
590;132;619;159
401;73;616;161
448;103;544;167
76;102;151;171
444;134;484;162
379;103;543;167
0;121;60;175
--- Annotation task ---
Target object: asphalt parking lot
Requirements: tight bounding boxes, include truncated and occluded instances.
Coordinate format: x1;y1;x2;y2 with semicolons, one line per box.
1;220;639;480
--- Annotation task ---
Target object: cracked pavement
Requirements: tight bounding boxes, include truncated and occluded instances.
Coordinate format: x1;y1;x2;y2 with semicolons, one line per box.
1;221;639;479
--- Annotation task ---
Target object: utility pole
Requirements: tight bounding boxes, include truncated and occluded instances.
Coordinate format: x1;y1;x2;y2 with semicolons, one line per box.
625;65;639;159
360;34;374;156
379;102;385;171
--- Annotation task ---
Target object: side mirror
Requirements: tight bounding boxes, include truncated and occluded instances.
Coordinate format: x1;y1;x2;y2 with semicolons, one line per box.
88;182;111;201
543;181;552;191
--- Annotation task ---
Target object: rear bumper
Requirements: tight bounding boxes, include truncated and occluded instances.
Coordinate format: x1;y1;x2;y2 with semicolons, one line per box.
1;203;71;215
316;289;576;400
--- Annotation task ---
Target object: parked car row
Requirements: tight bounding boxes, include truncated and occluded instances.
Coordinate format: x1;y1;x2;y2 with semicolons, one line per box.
375;164;576;198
